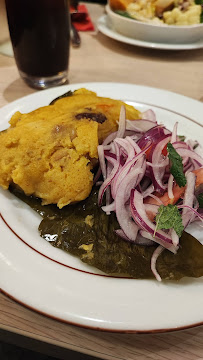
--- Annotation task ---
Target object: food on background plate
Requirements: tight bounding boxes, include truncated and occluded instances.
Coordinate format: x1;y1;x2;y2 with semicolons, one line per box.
1;89;203;281
109;0;203;25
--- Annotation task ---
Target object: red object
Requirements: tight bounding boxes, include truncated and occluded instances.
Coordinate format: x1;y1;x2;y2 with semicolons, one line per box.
162;143;168;156
145;143;169;160
70;4;95;31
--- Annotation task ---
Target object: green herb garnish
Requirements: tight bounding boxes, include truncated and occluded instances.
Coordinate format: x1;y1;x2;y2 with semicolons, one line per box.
195;0;203;22
167;142;187;187
115;10;134;19
155;204;184;237
178;135;186;142
197;193;203;208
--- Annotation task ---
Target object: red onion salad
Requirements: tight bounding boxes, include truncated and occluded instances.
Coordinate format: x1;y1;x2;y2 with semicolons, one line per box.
96;106;203;281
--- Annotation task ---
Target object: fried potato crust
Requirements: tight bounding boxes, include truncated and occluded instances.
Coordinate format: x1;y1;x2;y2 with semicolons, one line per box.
0;89;140;207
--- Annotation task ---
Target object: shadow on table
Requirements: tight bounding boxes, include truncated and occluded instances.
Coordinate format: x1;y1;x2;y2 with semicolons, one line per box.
95;32;203;62
3;77;69;104
0;341;100;360
3;78;36;103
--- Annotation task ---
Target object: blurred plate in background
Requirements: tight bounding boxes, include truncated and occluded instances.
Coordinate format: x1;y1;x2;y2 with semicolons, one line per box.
97;14;203;50
105;4;203;45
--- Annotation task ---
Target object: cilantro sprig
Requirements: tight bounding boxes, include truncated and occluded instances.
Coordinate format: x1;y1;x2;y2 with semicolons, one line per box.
167;142;187;187
115;10;134;19
178;135;186;142
195;0;203;22
197;193;203;208
155;204;184;237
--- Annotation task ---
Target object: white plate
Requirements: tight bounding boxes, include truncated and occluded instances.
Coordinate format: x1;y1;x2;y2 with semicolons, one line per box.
97;15;203;51
0;82;203;333
106;4;203;45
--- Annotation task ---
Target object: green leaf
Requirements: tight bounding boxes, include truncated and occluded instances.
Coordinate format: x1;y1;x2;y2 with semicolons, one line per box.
167;142;187;187
155;204;184;237
195;0;203;22
195;0;203;5
197;193;203;208
115;10;134;19
178;135;186;142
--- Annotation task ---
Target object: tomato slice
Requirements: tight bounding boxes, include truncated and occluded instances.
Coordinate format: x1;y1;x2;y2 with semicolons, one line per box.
162;143;168;156
145;145;152;160
143;142;168;160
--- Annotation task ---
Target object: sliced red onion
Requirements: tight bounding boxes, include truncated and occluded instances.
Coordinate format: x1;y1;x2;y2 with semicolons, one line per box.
97;105;203;281
136;233;155;246
181;156;190;167
93;145;106;185
181;172;196;228
115;204;139;241
146;193;164;205
114;138;136;162
142;183;155;198
140;230;156;241
115;229;130;241
115;163;145;241
171;122;178;144
146;159;169;168
149;135;171;193
139;230;157;245
93;167;101;185
187;139;199;150
144;204;159;220
124;131;141;142
173;141;190;149
141;109;156;122
102;106;127;146
170;229;179;247
151;245;164;282
98;145;107;180
184;161;194;173
144;204;159;213
176;148;203;167
126;119;157;133
105;153;118;166
115;229;154;245
98;143;120;206
168;174;174;200
185;167;195;176
130;189;177;253
96;181;103;186
189;161;201;171
103;131;118;146
102;201;116;213
111;146;148;199
137;125;168;150
126;136;143;154
116;105;126;139
106;159;115;208
178;205;203;222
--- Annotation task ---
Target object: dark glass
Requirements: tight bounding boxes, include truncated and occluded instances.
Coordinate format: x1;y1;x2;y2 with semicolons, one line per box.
6;0;70;88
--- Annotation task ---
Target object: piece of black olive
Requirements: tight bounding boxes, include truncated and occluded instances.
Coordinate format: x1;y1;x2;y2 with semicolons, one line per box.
49;91;73;105
75;112;107;124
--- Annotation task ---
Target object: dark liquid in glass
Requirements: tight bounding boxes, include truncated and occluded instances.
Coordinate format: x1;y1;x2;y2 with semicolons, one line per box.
6;0;70;77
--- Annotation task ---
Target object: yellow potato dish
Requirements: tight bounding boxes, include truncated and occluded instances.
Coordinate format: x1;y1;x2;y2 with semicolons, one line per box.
0;89;140;208
110;0;202;25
